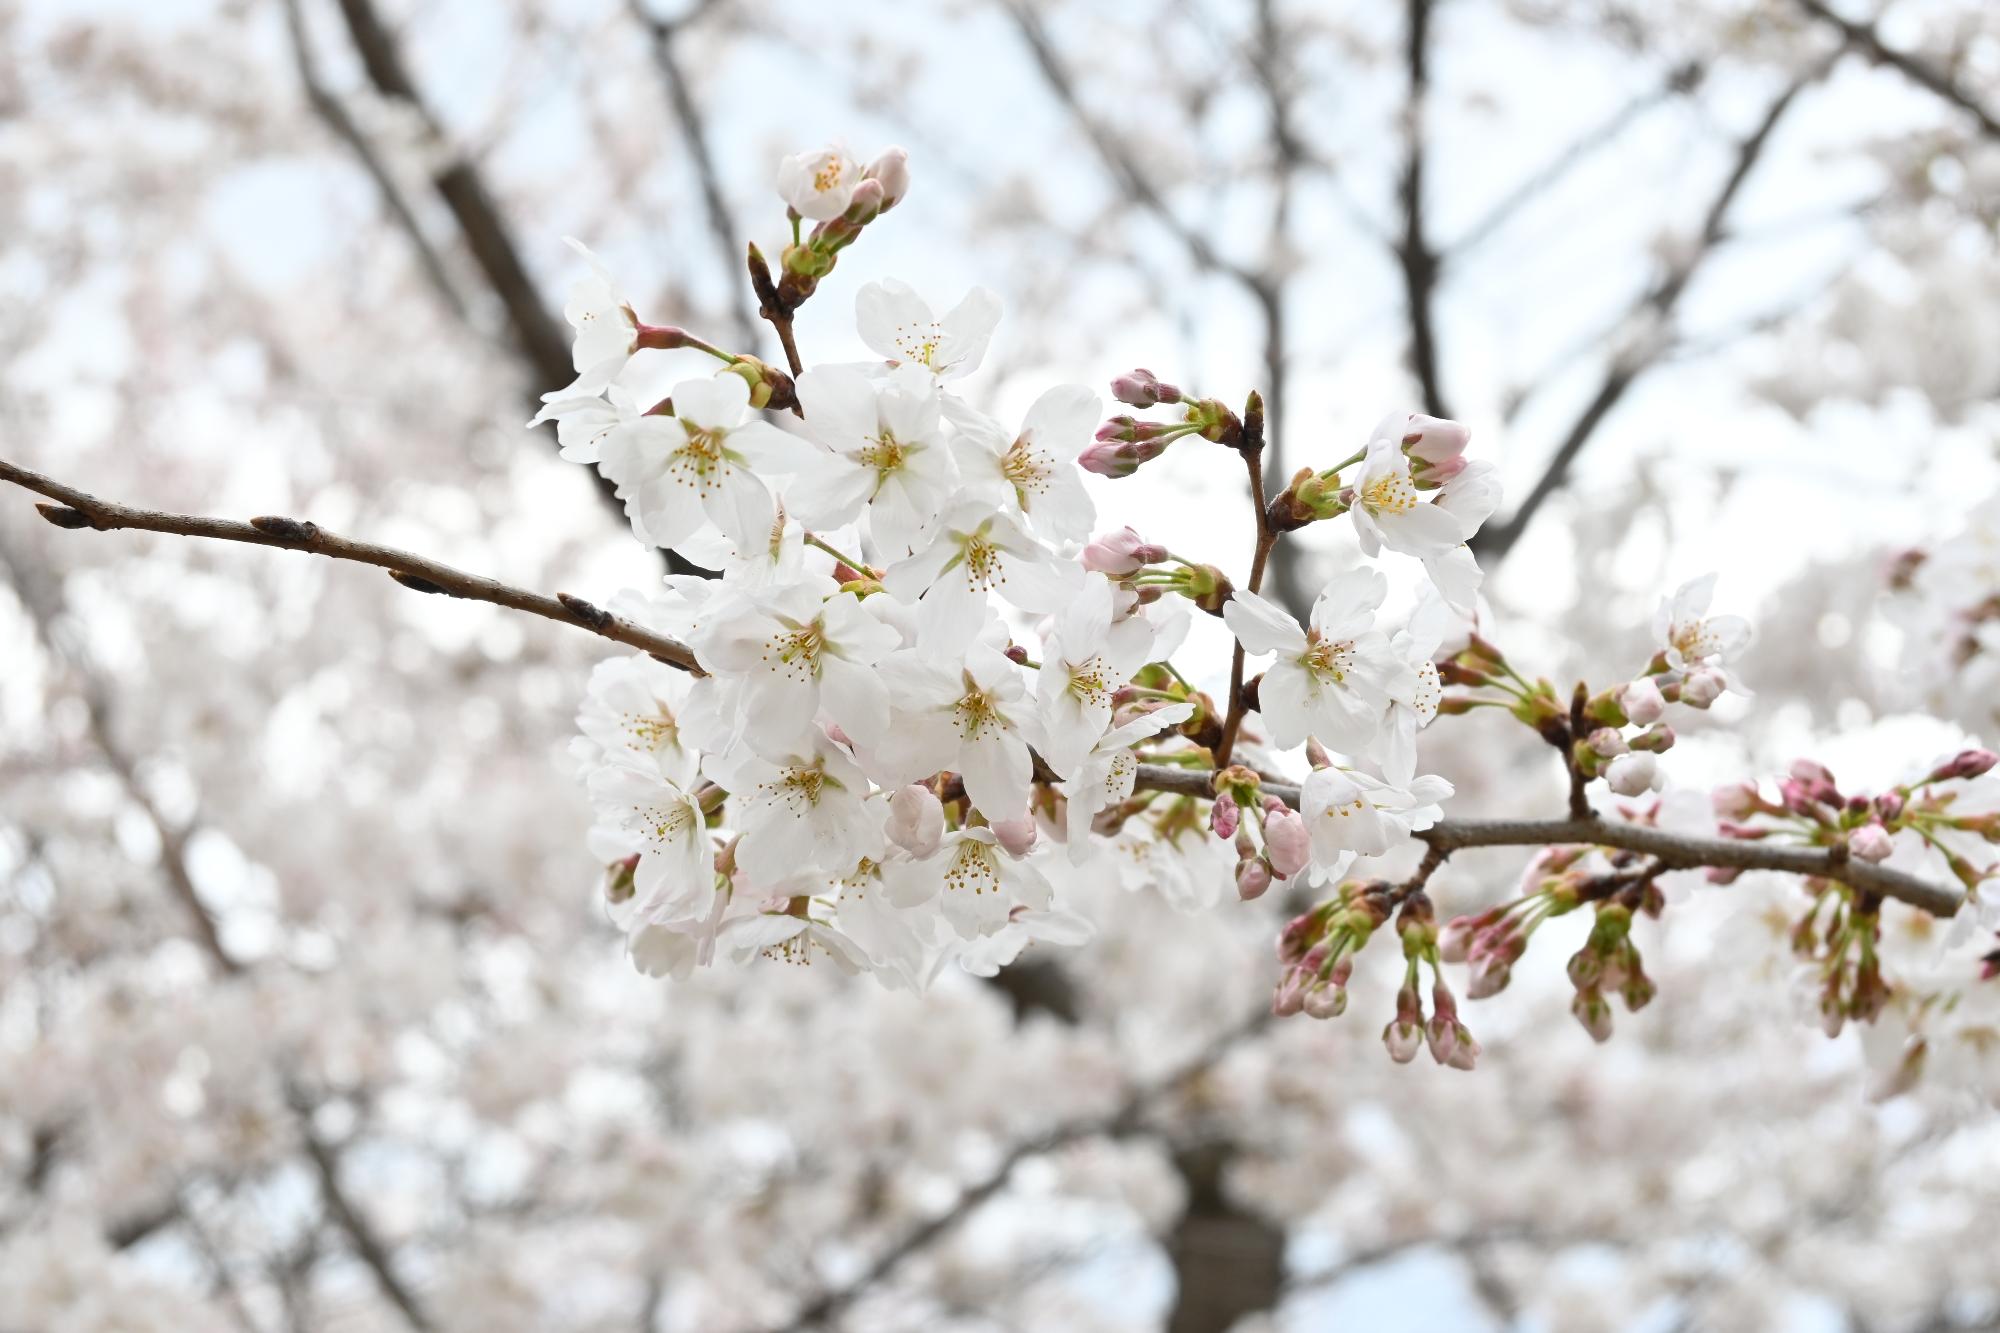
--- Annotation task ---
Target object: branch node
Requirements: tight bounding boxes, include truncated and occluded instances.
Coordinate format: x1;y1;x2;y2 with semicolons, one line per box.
558;592;612;630
35;503;94;530
250;515;320;543
388;570;450;596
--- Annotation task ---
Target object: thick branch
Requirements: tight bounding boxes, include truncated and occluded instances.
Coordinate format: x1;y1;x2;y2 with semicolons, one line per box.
1472;67;1822;563
767;1010;1268;1333
280;0;467;322
1;460;699;672
1796;0;2000;143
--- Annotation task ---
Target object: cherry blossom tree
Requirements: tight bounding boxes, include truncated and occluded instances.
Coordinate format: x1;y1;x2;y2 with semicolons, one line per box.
5;3;2000;1332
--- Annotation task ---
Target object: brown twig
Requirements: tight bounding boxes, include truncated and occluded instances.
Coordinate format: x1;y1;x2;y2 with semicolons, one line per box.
1213;434;1274;768
1472;65;1825;563
1;460;700;673
747;244;806;382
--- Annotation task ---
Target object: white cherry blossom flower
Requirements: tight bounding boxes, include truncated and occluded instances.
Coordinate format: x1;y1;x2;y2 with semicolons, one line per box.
791;364;956;553
705;732;878;884
1221;571;1410;754
587;763;714;928
575;653;700;783
597;374;804;552
881;503;1073;651
952;385;1100;544
1381;592;1449;784
1036;573;1158;778
956;905;1095;976
776;143;863;221
547;238;641;396
1420;459;1502;614
1058;704;1196;864
881;827;1054;941
855;279;1001;384
1350;426;1466;559
528;384;637;464
870;643;1038;822
1301;767;1453;882
1655;573;1755;672
691;585;900;755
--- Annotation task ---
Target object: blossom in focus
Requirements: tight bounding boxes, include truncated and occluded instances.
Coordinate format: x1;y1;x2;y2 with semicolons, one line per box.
1655;573;1754;673
855;279;1001;384
777;143;863;221
597;375;805;552
1222;570;1409;754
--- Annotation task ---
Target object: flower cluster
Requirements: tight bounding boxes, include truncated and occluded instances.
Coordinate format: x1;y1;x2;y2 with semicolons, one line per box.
534;143;1500;993
520;141;1995;1091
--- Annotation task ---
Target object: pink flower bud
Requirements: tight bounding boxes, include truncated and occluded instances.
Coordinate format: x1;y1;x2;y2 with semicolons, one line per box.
1304;738;1335;771
1109;368;1183;408
840;176;886;224
1790;758;1838;788
1302;981;1346;1020
1401;414;1472;466
1079;437;1167;478
1629;725;1675;753
1606;752;1661;797
1438;915;1479;963
1082;526;1168;575
1680;668;1725;708
1383;1019;1423;1063
1572;990;1614;1043
1712;782;1760;820
1587;727;1629;758
1209;792;1240;840
1875;791;1905;821
1849;824;1894;863
1464;954;1513;999
1236;857;1273;901
886;785;944;859
862;147;910;207
1618;678;1666;726
1928;749;1999;784
992;815;1039;857
1263;808;1312;880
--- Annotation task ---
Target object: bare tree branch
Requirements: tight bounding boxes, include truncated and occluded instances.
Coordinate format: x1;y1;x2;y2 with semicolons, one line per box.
1797;0;2000;142
1396;0;1452;422
1472;66;1825;563
330;0;573;394
629;0;761;351
279;0;468;323
0;459;700;672
766;1009;1270;1333
1449;62;1702;256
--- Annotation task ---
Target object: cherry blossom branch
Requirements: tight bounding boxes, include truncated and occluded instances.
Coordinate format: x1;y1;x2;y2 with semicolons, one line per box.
0;460;701;673
1127;765;1962;918
8;462;1962;919
1796;0;2000;143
